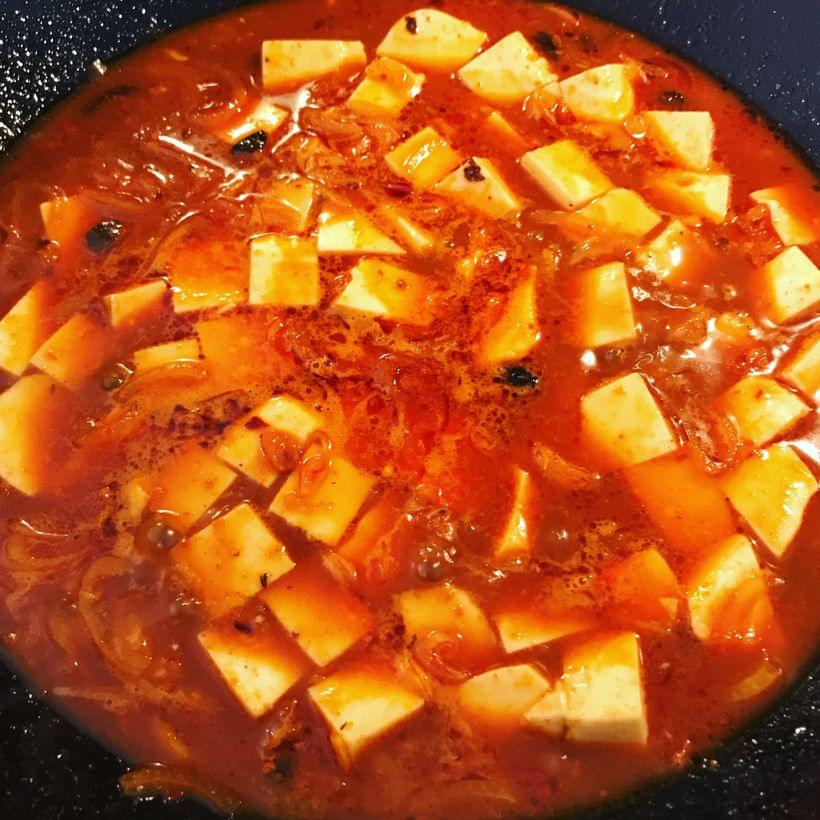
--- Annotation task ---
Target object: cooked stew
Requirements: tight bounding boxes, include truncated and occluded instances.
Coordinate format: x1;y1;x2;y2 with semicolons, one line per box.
0;0;817;816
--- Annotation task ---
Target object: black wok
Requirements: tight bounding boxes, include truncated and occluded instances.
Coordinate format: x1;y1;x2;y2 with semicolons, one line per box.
0;1;817;817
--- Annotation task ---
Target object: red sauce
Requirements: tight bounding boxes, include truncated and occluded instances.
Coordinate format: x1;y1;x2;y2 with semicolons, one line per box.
0;1;817;816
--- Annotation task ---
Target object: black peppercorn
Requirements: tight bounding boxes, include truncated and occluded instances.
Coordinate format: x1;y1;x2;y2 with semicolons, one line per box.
505;365;539;388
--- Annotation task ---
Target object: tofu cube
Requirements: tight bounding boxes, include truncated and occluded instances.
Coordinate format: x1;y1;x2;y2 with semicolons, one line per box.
458;664;551;727
317;210;405;256
720;375;810;447
780;332;820;400
646;169;731;224
458;31;557;104
0;374;70;495
495;467;538;559
260;563;373;666
521;140;613;210
436;157;523;220
756;246;820;324
219;98;289;144
104;280;168;328
261;178;316;235
637;219;714;288
333;259;434;326
217;395;322;486
270;444;378;546
39;195;98;256
199;616;310;718
557;631;648;745
559;64;635;123
605;548;681;631
750;185;820;247
375;205;436;254
30;314;113;390
569;261;637;348
524;684;568;736
476;271;540;367
723;444;818;559
644;111;715;171
395;584;497;662
261;40;366;91
249;235;320;307
133;337;201;371
626;450;735;554
377;9;487;71
686;534;769;641
308;660;425;768
0;281;56;376
347;57;425;117
581;373;679;468
495;609;596;654
148;442;237;531
573;188;661;237
173;503;294;617
385;126;462;190
482;110;531;153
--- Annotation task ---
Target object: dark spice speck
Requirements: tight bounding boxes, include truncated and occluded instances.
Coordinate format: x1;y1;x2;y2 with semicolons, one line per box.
405;15;418;34
232;130;268;155
85;220;122;254
505;365;539;388
533;31;560;59
233;621;254;634
658;89;687;108
463;159;485;182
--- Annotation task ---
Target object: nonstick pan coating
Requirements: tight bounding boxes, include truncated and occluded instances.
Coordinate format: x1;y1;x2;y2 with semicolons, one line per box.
0;1;817;817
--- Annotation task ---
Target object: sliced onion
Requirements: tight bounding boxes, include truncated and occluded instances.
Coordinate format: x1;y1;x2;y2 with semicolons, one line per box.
120;765;243;814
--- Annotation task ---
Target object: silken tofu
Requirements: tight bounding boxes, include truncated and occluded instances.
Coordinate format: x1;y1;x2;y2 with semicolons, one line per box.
377;9;487;71
756;246;820;324
384;126;462;190
308;660;425;768
347;57;425;117
249;235;320;307
580;373;679;468
173;503;294;617
104;279;168;328
521;140;613;210
750;185;820;247
0;281;56;376
458;31;556;104
494;467;538;559
436;157;523;220
218;98;289;144
199;615;310;718
779;332;820;400
644;111;714;171
494;608;596;654
133;337;201;372
568;261;637;348
646;169;731;224
269;445;378;545
723;444;818;559
476;271;540;366
573;188;661;237
559;64;635;123
262;40;366;91
458;664;552;727
260;564;373;666
317;210;405;256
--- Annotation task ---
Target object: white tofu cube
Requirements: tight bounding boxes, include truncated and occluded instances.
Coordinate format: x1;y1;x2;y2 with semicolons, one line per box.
219;98;289;144
333;259;434;326
395;584;497;660
270;444;378;546
436;157;523;220
148;442;237;531
482;110;531;153
723;444;818;559
385;126;462;190
581;373;679;468
347;57;425;117
495;609;596;654
262;178;316;235
39;195;97;251
173;503;294;617
780;332;820;400
199;616;310;718
521;140;613;210
377;9;487;71
104;280;168;329
646;169;731;224
458;664;551;727
686;534;762;641
573;188;661;237
637;219;713;288
750;185;820;247
569;261;637;348
524;684;568;736
260;563;373;666
375;205;436;254
133;337;201;371
644;111;715;170
557;631;648;745
0;281;56;376
30;314;113;390
317;210;405;256
495;467;538;559
458;31;557;104
0;374;70;495
756;246;820;324
720;375;810;447
308;660;425;768
476;271;540;366
559;64;635;123
261;40;366;91
249;235;320;307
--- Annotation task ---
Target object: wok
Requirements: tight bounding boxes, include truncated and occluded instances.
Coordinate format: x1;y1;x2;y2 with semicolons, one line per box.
0;0;817;817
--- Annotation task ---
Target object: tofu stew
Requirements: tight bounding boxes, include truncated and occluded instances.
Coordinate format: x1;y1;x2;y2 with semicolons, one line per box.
0;0;817;816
